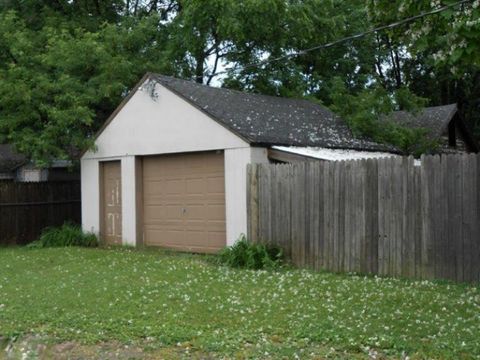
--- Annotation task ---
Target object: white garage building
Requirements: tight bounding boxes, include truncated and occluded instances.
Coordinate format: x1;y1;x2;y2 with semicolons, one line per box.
81;73;396;252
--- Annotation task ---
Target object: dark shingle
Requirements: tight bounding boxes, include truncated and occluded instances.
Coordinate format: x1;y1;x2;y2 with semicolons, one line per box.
153;75;394;152
389;104;457;138
0;144;26;173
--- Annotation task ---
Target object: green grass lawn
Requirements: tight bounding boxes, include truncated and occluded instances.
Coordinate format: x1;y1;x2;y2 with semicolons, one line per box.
0;247;479;359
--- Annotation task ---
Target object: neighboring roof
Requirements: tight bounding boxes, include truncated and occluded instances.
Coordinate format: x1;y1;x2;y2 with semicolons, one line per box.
0;144;26;173
389;104;457;138
389;104;479;152
272;146;397;161
50;160;73;168
0;144;72;173
152;74;395;152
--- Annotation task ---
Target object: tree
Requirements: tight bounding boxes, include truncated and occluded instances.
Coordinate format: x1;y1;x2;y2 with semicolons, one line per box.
329;77;435;156
367;0;480;138
160;0;290;85
223;0;379;100
1;0;479;163
0;11;169;164
0;0;124;30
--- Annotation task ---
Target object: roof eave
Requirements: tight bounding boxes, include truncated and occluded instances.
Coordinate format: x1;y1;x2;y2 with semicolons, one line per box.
251;141;401;154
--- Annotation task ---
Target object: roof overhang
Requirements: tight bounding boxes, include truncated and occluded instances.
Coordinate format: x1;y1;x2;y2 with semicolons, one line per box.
270;146;398;162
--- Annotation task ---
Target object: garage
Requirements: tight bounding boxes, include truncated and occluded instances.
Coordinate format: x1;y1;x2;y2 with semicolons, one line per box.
82;72;336;250
142;151;226;253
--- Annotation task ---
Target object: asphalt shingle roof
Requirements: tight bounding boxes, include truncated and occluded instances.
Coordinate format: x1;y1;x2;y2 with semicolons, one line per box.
153;74;394;152
389;104;457;139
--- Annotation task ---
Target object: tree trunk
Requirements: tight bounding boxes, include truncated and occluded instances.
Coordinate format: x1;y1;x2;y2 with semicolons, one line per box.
195;53;205;84
385;35;402;88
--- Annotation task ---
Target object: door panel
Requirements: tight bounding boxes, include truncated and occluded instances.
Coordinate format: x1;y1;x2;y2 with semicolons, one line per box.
101;161;122;245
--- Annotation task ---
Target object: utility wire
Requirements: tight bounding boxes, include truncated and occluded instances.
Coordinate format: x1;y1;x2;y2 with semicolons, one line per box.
212;0;473;77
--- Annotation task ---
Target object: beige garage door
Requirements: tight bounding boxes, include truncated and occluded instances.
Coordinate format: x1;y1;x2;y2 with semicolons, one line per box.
142;151;226;253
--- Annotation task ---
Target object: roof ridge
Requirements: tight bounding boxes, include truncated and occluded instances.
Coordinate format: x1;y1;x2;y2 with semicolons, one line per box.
148;73;394;152
151;73;325;108
392;103;457;114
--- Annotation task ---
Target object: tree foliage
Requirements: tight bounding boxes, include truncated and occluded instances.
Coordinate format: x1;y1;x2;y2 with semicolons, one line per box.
366;0;480;137
330;77;436;156
0;0;479;163
0;10;168;164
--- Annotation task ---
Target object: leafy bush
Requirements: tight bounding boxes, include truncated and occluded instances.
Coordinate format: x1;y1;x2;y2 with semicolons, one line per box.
218;235;283;270
28;223;98;248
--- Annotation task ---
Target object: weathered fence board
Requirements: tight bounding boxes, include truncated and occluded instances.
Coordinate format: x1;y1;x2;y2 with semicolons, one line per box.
247;153;480;283
0;181;81;245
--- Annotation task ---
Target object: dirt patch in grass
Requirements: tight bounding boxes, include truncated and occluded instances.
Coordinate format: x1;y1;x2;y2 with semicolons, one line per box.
3;335;142;359
1;335;226;359
1;335;387;359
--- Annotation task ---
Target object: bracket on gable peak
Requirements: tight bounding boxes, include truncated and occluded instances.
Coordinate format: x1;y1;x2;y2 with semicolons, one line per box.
139;78;159;102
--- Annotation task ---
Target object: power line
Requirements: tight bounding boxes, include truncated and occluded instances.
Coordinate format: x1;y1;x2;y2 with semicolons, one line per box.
213;0;473;77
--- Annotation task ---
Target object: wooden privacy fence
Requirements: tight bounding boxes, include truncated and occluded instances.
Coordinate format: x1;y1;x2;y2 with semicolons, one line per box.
0;181;81;245
247;153;480;283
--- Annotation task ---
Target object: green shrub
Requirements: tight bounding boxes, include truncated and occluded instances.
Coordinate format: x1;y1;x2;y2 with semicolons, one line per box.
218;235;283;270
28;223;98;248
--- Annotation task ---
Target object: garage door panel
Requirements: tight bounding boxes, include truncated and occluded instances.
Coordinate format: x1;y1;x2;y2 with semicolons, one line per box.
155;209;182;221
142;151;226;253
207;176;225;193
143;206;165;220
145;221;184;232
202;202;225;212
166;205;184;218
182;231;224;252
205;205;226;220
184;198;209;206
204;227;226;236
187;230;225;250
203;194;225;201
166;179;185;194
186;178;206;194
143;182;164;198
208;230;226;240
145;229;184;247
185;205;207;220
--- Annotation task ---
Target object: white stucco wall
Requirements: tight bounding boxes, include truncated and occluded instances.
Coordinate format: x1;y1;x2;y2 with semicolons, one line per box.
83;82;248;160
81;79;268;247
81;158;100;234
224;147;268;244
120;156;137;246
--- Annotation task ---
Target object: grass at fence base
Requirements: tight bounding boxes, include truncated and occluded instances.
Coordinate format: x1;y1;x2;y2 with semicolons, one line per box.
27;223;98;248
217;235;283;270
0;247;478;359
